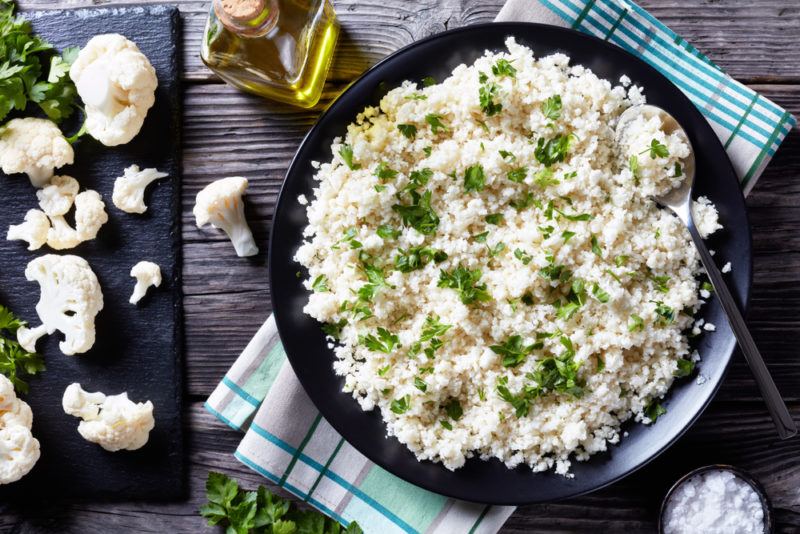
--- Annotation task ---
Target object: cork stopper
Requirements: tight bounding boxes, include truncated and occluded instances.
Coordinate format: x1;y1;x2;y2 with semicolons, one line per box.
218;0;266;22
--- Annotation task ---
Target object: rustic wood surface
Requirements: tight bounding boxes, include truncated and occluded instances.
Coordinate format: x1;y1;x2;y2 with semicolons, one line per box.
2;1;799;532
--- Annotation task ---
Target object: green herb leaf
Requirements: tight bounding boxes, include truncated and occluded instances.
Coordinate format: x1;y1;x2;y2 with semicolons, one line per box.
422;76;436;87
628;313;644;332
629;155;640;184
509;191;535;211
514;248;533;265
484;213;504;225
390;395;411;414
425;113;448;134
311;275;329;292
377;224;401;239
392;190;440;235
641;138;669;159
423;146;432;157
394;246;447;273
421;315;452;342
590;234;603;257
464;164;486;192
533;167;559;188
674;162;682;177
499;150;516;161
534;134;572;167
407;168;433;191
542;95;562;121
444;399;464;420
490;335;539;368
339;144;361;170
321;319;347;340
561;230;576;242
397;123;417;140
591;283;609;303
478;81;502;116
360;327;400;354
614;255;629;267
0;304;44;393
648;273;670;293
374;161;398;181
491;58;517;78
644;401;667;423
414;377;428;392
507;166;528;183
651;300;675;325
674;358;695;378
438;265;491;305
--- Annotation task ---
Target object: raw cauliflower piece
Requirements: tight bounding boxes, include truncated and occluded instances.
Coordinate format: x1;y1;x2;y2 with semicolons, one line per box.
129;261;161;304
0;118;74;187
69;34;158;146
36;175;80;216
193;177;259;257
16;255;104;355
62;383;154;452
46;190;109;249
112;165;168;214
6;210;50;251
0;375;40;485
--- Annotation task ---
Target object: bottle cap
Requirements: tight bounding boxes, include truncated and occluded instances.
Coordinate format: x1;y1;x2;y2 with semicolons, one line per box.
217;0;266;22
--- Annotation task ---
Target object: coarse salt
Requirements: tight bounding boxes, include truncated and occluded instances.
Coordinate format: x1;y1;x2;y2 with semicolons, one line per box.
663;469;765;534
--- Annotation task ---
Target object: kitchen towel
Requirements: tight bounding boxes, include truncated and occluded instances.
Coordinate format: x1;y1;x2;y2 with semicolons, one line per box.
206;1;796;533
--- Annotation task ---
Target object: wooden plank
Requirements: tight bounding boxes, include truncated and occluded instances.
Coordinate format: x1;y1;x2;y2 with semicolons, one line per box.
1;401;799;532
15;0;800;83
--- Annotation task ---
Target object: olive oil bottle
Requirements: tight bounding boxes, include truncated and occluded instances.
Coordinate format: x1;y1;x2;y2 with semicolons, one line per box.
201;0;339;108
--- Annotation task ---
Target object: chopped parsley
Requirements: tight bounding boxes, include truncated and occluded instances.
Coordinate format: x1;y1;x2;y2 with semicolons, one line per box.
507;166;528;183
648;272;670;293
555;207;592;222
464;164;486;192
533;168;559;188
534;134;572;167
438;266;491;305
485;213;504;225
561;230;576;242
425;113;449;134
628;313;644;332
392;190;440;234
674;162;683;177
422;76;436;87
541;95;562;121
397;123;417;140
539;251;572;283
414;377;428;392
376;224;401;239
539;225;554;238
590;234;603;257
509;192;535;211
479;81;503;116
374;161;398;180
514;248;533;265
652;301;675;325
374;185;387;192
356;261;392;302
614;255;629;267
644;400;667;423
491;58;517;78
404;93;427;100
490;335;541;367
311;275;329;292
629;155;640;184
406;168;433;191
334;227;362;249
390;395;411;414
675;358;695;378
499;150;516;161
320;318;347;340
360;327;400;354
394;246;447;273
591;283;609;303
444;399;464;421
339;144;360;170
641;138;670;159
423;146;432;157
440;420;453;430
421;315;452;341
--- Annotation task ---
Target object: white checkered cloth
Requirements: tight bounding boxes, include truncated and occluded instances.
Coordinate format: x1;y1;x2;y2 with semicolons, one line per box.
206;1;795;532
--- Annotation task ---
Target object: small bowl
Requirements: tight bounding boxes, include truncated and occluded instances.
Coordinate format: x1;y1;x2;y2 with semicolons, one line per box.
658;464;773;534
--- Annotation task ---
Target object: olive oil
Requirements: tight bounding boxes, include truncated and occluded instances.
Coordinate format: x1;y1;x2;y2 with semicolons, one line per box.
201;0;339;108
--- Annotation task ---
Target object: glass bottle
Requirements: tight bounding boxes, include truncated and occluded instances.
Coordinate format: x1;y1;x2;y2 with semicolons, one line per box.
201;0;339;108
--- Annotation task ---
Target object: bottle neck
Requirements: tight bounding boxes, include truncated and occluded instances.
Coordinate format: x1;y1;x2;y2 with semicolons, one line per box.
214;0;279;37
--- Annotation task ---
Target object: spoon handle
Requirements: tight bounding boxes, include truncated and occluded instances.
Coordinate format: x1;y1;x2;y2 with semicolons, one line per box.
687;223;797;439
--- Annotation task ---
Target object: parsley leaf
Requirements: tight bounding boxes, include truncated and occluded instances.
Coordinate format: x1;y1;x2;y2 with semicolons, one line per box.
629;155;640;185
561;230;576;242
414;377;428;392
394;246;447;272
360;327;400;353
421;315;452;341
674;358;695;378
339;144;361;170
397;123;417;140
491;58;517;78
644;401;667;424
425;113;448;134
490;335;540;368
438;266;491;305
641;138;669;159
311;275;329;292
484;213;504;225
390;395;411;414
542;95;562;121
533;167;559;188
0;303;44;393
422;76;436;87
651;301;675;325
535;134;572;167
509;191;535;211
406;167;433;191
464;164;486;192
499;149;516;161
374;161;398;181
507;166;527;183
514;248;533;265
479;81;502;116
321;318;347;339
201;472;363;533
590;234;603;257
444;399;464;421
376;224;401;239
392;190;440;235
591;283;609;303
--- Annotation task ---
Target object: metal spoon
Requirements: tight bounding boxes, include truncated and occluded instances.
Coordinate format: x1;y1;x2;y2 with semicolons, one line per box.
616;104;797;440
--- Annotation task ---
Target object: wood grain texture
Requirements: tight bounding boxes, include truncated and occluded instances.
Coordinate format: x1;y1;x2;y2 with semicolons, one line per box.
4;0;800;532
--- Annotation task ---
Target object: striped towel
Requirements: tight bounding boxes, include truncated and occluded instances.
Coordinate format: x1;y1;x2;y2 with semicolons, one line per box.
206;1;795;532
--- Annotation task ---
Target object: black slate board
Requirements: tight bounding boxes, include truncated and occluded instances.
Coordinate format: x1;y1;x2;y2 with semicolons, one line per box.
0;5;183;500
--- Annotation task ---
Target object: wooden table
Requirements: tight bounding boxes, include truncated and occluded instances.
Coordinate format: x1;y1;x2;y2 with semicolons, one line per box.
3;1;799;532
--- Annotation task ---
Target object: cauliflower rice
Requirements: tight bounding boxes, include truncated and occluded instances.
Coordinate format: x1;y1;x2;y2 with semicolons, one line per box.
295;38;721;475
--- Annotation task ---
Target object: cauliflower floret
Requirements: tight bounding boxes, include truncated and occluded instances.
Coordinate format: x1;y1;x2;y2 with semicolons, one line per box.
36;175;79;216
45;190;108;249
0;375;40;485
193;177;259;257
62;383;154;452
6;209;50;251
69;34;158;146
0;118;74;187
16;255;104;355
112;165;168;214
129;261;161;304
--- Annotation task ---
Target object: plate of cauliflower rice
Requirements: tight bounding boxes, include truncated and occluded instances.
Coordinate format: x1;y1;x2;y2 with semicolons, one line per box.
270;23;751;504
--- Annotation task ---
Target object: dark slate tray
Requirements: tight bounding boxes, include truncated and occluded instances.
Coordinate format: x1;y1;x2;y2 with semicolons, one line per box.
0;5;184;500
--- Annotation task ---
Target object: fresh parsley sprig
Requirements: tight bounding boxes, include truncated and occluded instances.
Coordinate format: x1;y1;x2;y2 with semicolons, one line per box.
0;304;44;394
200;472;363;534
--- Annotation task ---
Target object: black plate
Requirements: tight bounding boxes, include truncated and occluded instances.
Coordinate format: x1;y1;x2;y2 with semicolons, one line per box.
268;23;751;505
